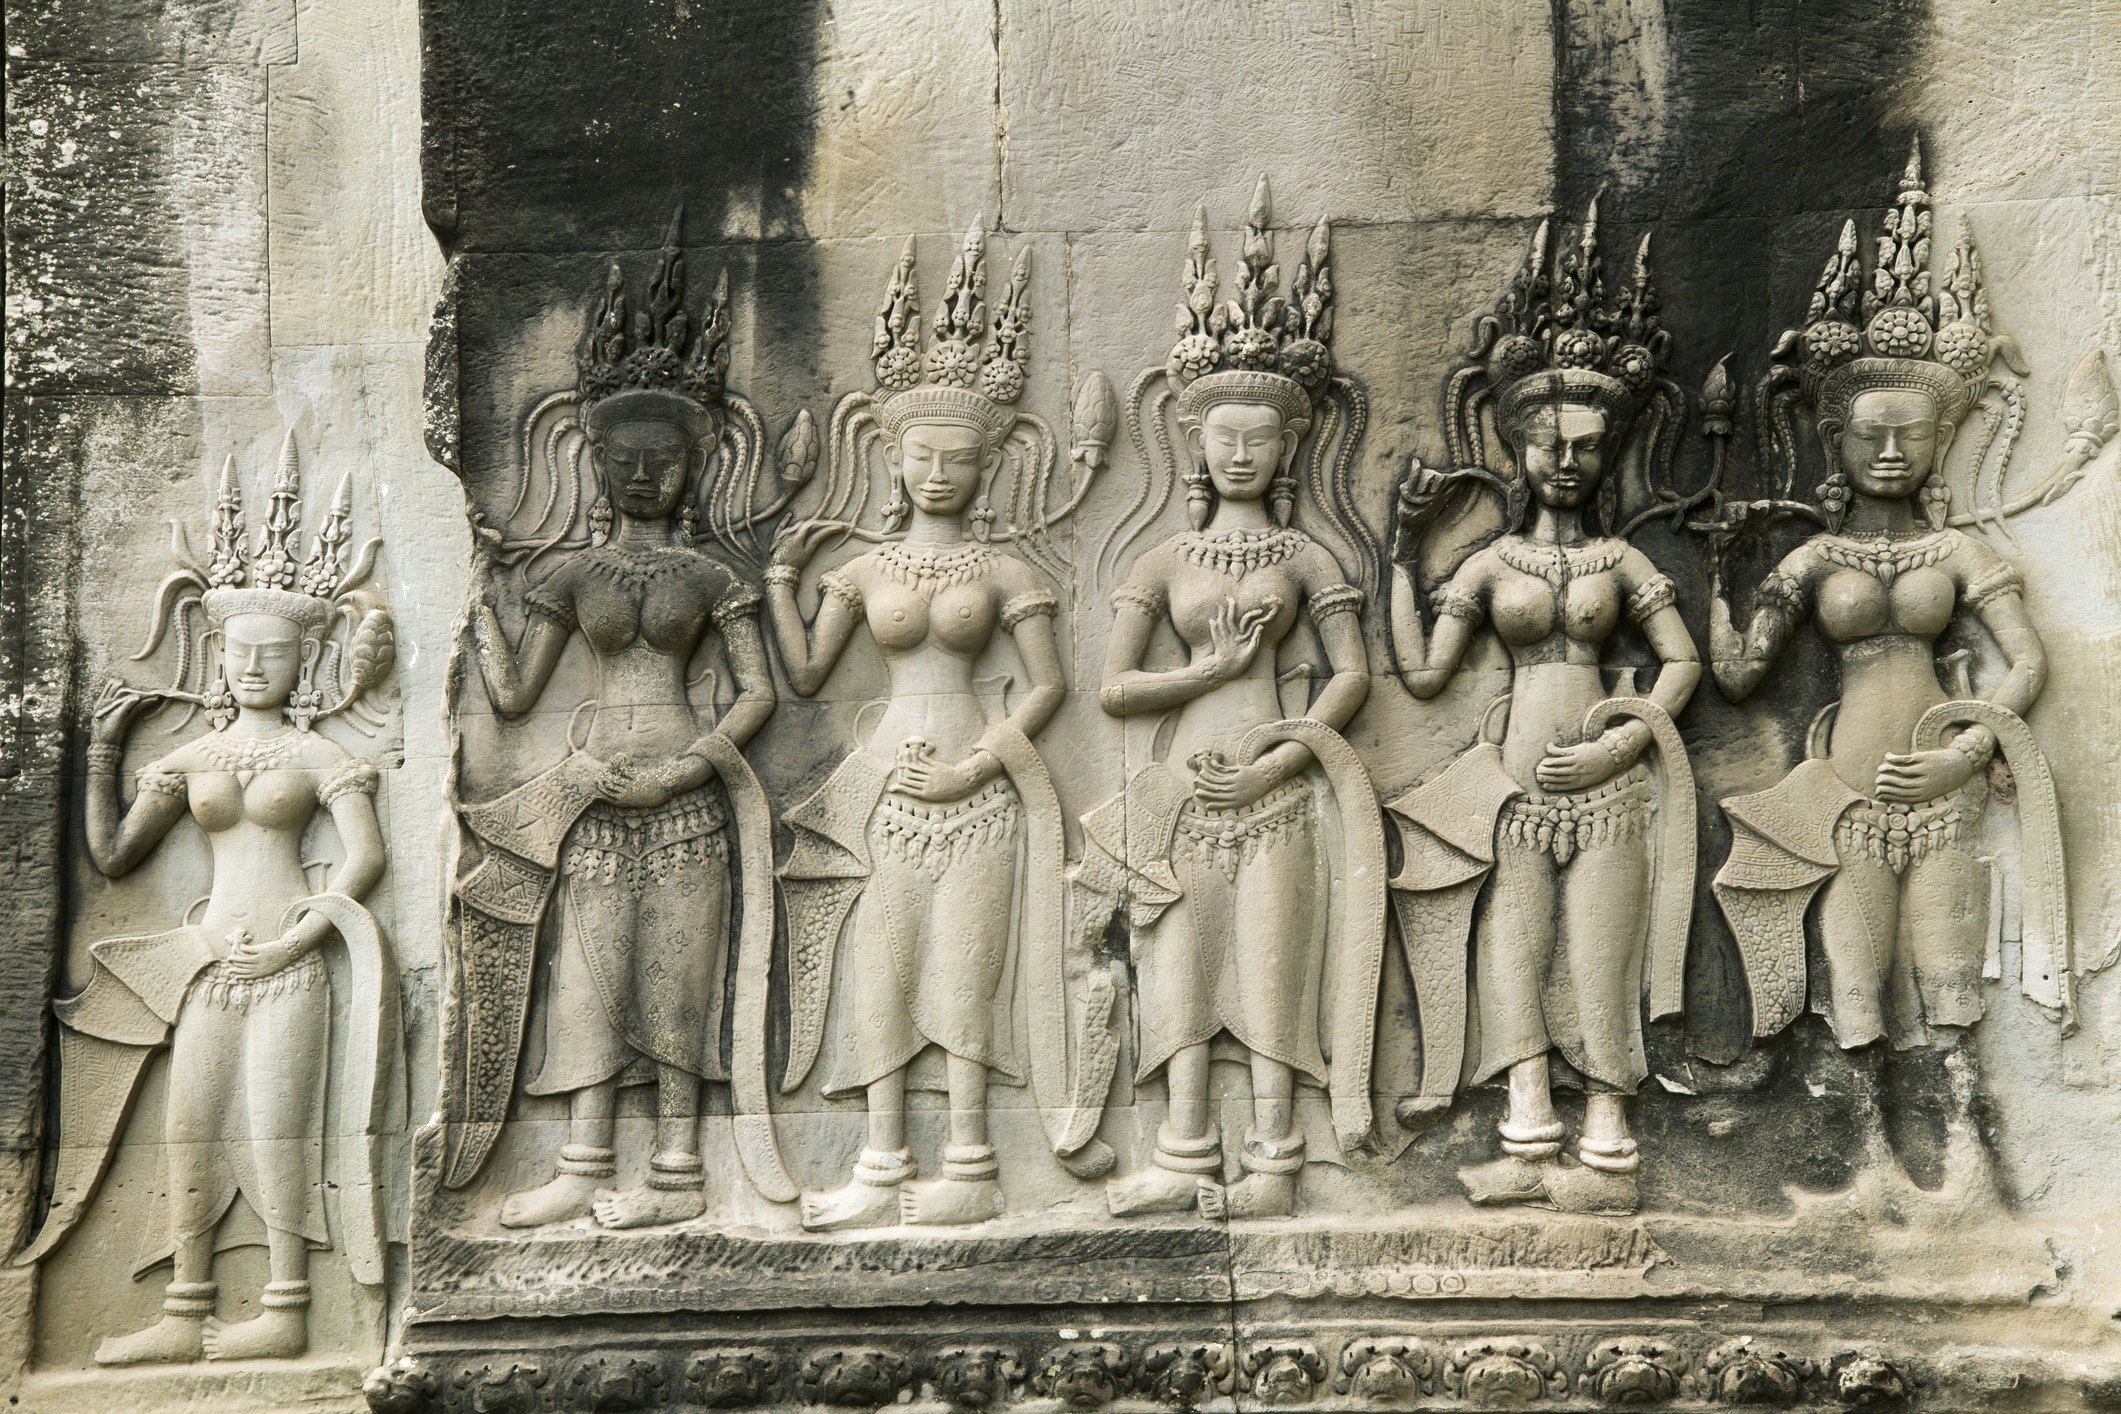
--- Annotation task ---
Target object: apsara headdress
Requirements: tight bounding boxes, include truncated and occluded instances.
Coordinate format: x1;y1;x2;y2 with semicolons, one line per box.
870;221;1029;448
576;207;730;442
1776;138;2023;433
1166;176;1335;432
141;433;394;731
1473;198;1668;442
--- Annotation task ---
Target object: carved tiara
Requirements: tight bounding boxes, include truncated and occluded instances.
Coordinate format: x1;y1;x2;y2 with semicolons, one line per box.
1480;198;1666;437
1781;138;2021;430
576;206;730;440
1166;177;1334;431
872;221;1029;447
199;437;354;631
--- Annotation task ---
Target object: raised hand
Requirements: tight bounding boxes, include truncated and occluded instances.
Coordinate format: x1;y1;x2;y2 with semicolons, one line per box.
90;679;156;746
1202;598;1278;683
1392;458;1451;560
770;519;841;573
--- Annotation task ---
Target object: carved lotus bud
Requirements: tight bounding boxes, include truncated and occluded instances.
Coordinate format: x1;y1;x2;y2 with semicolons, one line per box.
778;409;820;489
1701;1338;1811;1407
1138;1342;1234;1411
1168;332;1222;385
1032;1342;1130;1410
979;356;1026;405
1701;356;1735;435
1581;1338;1687;1406
1490;332;1546;384
877;345;922;392
1071;370;1118;469
1448;1340;1566;1406
364;1357;439;1414
1243;1343;1327;1406
1805;320;1862;367
1223;324;1280;371
801;1348;912;1408
923;337;982;388
687;1349;780;1409
1336;1338;1439;1406
567;1354;665;1412
1553;326;1605;369
927;1346;1023;1410
1278;337;1331;396
1828;1349;1911;1407
1865;306;1932;358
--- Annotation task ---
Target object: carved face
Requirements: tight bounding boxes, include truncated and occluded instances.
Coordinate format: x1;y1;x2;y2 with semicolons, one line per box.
1515;403;1608;508
1190;401;1296;502
598;418;699;520
222;613;306;710
1834;387;1952;499
889;420;996;517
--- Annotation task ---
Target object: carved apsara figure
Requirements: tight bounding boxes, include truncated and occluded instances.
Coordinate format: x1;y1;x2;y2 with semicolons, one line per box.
16;437;398;1364
768;223;1115;1229
1705;142;2073;1209
1386;205;1701;1215
1083;181;1386;1220
448;217;793;1226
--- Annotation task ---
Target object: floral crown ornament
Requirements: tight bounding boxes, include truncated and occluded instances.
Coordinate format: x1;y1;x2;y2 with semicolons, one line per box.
795;219;1103;585
1400;198;1702;555
1104;177;1377;594
490;208;796;574
138;433;395;733
1733;136;2054;542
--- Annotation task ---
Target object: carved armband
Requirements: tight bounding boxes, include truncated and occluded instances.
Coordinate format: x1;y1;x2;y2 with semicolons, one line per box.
763;564;802;590
1000;590;1059;632
1110;582;1164;618
1307;583;1365;628
87;742;124;772
319;758;381;807
818;569;864;615
1431;583;1483;623
713;585;765;628
521;585;575;631
135;769;188;799
1626;573;1677;625
1964;561;2025;612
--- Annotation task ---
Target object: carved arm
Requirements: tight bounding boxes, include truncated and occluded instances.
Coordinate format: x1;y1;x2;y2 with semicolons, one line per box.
1388;562;1480;700
763;569;862;698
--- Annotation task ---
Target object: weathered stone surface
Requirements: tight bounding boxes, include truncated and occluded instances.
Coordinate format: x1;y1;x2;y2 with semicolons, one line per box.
5;0;2121;1410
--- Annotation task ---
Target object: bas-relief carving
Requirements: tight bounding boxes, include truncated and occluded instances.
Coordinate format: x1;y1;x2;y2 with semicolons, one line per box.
766;221;1115;1229
1385;200;1704;1215
1701;141;2080;1218
1082;179;1385;1220
390;150;2115;1410
15;436;399;1366
449;210;793;1228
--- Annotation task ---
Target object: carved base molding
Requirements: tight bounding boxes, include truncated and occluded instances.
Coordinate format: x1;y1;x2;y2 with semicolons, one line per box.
370;1313;2121;1413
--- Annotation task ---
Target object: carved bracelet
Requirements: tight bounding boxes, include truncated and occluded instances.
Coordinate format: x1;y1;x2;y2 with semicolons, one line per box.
86;742;124;771
764;564;802;589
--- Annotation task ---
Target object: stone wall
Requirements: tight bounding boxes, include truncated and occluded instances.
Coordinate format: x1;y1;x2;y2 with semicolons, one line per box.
3;1;2119;1410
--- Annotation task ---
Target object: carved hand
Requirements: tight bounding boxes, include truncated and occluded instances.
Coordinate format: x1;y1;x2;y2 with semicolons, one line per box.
890;745;989;804
598;758;681;810
89;679;155;745
770;519;839;573
1875;747;1977;805
1190;751;1280;811
1202;600;1277;683
223;926;307;980
1392;460;1450;558
1535;739;1623;793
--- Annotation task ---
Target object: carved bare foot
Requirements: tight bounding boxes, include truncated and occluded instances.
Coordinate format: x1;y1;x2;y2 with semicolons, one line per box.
801;1179;903;1231
1543;1162;1639;1215
1459;1154;1550;1206
593;1183;707;1230
900;1177;1004;1226
499;1172;600;1228
1106;1164;1219;1217
95;1315;205;1367
202;1308;307;1362
1222;1170;1296;1219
